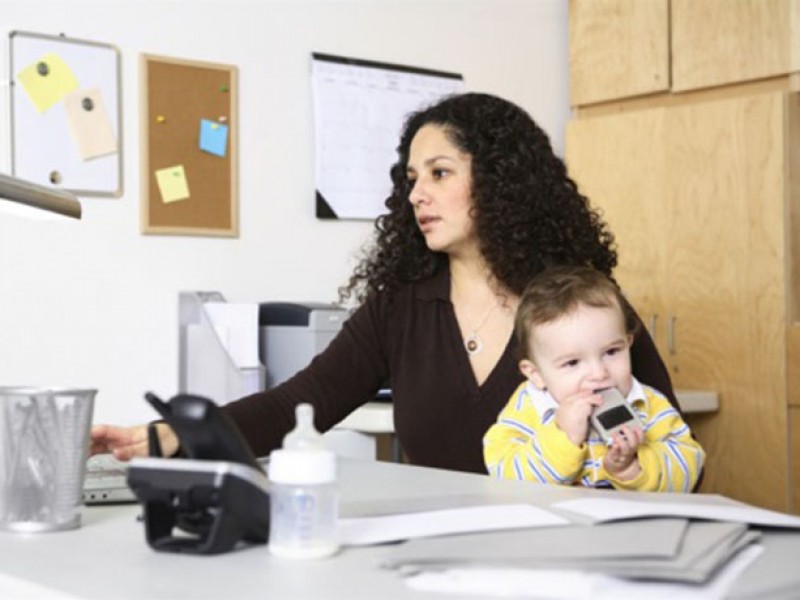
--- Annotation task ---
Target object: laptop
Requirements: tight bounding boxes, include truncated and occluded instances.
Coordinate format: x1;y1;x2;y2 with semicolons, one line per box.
83;453;271;505
83;453;137;504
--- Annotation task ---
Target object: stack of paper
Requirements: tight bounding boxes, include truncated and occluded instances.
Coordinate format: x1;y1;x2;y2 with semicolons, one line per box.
340;490;800;595
380;519;755;584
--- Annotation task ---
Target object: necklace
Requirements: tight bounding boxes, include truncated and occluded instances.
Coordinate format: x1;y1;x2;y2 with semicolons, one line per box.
463;301;500;356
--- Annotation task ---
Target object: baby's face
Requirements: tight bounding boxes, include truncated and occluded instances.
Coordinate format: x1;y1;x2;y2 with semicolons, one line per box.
521;302;633;402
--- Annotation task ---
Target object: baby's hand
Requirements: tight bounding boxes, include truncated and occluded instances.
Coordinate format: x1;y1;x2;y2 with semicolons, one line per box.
604;425;644;480
555;390;604;447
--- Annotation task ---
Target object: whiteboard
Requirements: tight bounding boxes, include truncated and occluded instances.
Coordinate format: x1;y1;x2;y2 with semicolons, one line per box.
9;31;123;197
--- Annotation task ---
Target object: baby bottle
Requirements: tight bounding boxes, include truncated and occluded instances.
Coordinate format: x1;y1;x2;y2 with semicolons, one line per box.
268;403;339;558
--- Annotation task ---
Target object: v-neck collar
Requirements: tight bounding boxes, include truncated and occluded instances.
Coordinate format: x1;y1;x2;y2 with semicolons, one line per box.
415;265;517;394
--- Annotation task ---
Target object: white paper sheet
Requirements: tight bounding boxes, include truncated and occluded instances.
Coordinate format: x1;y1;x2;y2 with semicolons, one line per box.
0;571;82;600
403;544;764;600
203;302;260;368
338;504;569;546
553;497;800;529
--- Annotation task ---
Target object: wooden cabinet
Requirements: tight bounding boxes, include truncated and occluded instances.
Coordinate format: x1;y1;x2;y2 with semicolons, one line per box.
569;0;669;106
568;0;800;513
671;0;800;92
565;92;795;511
570;0;800;106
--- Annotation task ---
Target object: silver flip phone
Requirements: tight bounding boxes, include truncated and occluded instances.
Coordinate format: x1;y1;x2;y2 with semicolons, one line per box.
590;387;642;445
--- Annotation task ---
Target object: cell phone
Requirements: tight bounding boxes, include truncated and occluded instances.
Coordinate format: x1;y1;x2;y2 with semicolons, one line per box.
590;387;642;445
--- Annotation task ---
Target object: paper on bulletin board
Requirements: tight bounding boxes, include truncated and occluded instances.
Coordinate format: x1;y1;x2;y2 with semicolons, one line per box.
199;119;228;157
155;165;190;203
311;53;464;220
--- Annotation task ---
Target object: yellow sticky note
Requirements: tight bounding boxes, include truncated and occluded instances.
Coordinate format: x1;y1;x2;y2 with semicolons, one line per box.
155;165;190;203
17;53;79;113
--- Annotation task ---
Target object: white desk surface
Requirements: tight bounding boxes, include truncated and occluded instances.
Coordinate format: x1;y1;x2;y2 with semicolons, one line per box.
0;459;796;599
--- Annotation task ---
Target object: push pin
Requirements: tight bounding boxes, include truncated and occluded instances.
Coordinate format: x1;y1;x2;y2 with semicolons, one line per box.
156;115;166;123
37;61;49;76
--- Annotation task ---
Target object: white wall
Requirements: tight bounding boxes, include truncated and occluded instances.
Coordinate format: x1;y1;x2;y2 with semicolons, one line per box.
0;0;568;425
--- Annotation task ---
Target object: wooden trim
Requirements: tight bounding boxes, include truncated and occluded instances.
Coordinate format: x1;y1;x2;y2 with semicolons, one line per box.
572;74;799;119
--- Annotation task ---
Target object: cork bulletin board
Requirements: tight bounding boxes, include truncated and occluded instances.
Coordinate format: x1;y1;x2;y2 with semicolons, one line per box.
140;54;238;236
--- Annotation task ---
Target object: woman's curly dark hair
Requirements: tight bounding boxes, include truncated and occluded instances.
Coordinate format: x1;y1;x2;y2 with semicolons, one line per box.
340;92;617;304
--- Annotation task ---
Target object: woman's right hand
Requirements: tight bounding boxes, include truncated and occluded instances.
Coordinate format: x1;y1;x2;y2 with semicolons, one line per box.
90;422;179;460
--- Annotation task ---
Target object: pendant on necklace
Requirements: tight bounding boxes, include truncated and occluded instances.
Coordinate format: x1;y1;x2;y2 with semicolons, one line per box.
465;333;483;355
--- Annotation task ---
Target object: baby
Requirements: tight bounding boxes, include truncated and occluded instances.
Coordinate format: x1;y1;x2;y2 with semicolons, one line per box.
483;265;705;491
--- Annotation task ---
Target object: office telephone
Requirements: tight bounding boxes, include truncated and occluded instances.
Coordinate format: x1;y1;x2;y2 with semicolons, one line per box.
126;392;270;555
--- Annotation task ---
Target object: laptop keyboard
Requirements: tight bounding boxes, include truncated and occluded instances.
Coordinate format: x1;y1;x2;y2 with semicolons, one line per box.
83;453;136;504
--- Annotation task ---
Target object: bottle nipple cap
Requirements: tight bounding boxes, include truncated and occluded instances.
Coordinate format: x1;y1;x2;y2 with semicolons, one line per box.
282;403;325;451
270;404;336;484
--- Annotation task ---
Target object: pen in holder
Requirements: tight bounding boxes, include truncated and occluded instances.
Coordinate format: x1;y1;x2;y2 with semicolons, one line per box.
126;392;270;555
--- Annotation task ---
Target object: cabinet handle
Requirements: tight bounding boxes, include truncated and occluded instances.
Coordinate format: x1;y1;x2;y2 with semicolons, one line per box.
667;315;677;355
647;313;658;339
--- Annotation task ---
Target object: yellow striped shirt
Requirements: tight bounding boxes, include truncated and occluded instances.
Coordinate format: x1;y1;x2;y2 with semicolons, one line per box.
483;378;705;492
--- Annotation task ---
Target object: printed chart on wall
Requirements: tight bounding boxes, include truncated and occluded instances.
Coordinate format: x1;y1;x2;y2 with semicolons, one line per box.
311;53;464;220
9;30;123;197
141;54;238;236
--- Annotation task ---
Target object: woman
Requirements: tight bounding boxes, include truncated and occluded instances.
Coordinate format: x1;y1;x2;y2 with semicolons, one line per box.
92;93;675;474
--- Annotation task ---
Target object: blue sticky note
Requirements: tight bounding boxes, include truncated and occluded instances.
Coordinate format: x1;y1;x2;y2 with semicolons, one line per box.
199;119;228;157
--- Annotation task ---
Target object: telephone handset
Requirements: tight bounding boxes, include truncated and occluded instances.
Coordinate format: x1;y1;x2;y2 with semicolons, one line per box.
144;392;260;467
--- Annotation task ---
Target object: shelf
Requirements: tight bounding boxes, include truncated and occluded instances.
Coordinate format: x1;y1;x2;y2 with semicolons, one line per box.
335;402;394;433
675;389;719;414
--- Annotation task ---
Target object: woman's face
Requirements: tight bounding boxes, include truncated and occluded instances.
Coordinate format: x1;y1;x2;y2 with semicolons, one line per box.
406;124;476;257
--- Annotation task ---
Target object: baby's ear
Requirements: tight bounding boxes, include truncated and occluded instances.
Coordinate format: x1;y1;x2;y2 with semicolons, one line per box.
519;359;546;390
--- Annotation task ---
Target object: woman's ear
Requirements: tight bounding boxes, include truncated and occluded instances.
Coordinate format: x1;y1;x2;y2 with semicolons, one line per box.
519;359;546;390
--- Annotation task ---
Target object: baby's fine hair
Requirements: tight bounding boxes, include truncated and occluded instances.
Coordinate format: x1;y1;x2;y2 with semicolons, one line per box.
515;265;638;361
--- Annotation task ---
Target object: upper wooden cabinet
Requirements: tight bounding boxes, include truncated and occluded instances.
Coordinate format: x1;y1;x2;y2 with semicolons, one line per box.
570;0;800;106
569;0;669;106
672;0;800;91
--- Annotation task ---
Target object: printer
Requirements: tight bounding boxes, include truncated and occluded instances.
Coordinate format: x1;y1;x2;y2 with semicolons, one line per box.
179;293;348;401
259;302;348;389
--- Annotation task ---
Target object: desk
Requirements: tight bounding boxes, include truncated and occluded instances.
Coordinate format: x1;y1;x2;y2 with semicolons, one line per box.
340;390;719;434
337;389;719;461
0;459;796;599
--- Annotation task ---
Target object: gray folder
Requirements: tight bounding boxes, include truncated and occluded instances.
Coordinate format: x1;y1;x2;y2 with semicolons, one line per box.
382;519;757;584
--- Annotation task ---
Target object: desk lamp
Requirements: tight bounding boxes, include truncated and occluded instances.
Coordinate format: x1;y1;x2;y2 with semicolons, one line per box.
0;172;81;219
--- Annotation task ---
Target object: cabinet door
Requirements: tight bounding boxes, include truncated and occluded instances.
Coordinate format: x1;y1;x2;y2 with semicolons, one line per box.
569;0;669;106
565;107;671;358
665;93;788;510
566;93;789;510
672;0;800;91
